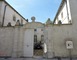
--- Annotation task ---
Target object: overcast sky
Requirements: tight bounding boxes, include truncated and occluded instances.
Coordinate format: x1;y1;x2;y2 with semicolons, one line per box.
6;0;62;23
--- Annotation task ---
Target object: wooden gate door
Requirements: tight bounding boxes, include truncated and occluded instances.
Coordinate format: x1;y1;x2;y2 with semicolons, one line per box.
23;29;34;57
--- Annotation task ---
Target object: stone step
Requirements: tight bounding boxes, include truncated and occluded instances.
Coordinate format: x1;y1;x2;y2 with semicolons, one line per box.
33;56;43;58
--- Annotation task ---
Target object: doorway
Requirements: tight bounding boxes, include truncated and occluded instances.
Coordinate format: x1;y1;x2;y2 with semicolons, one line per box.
23;29;34;57
34;35;44;56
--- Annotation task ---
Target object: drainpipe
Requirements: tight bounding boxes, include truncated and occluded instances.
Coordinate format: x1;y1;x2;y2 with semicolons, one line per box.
2;5;7;27
65;0;70;22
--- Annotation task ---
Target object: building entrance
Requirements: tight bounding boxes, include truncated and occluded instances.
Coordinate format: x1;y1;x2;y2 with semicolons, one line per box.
23;29;45;57
34;35;44;56
34;41;43;56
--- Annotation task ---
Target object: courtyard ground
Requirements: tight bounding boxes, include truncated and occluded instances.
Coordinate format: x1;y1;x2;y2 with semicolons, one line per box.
0;57;77;60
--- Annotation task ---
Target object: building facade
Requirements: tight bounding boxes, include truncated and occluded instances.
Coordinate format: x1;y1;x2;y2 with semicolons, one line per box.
24;17;45;56
53;0;72;24
0;0;77;59
0;0;27;26
46;0;77;58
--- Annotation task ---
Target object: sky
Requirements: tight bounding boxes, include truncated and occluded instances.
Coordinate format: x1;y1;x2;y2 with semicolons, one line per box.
6;0;62;23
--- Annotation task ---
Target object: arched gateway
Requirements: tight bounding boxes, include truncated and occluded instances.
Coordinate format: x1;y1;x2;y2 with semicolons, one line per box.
23;17;46;57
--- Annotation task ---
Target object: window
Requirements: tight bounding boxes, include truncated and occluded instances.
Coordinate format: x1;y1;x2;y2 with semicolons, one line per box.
34;35;37;42
34;29;37;31
13;16;16;21
41;29;43;31
17;20;20;23
57;17;58;20
21;19;23;24
61;12;63;19
41;35;44;41
21;19;23;26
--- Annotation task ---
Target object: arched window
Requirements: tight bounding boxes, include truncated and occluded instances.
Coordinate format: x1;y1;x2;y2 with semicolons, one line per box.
34;35;37;43
41;35;44;41
34;29;37;32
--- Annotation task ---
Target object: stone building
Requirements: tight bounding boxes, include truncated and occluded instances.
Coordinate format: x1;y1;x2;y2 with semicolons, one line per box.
53;0;72;24
0;0;27;26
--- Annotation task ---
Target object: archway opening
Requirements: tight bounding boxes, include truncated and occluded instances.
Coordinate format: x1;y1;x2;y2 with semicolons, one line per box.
34;35;44;56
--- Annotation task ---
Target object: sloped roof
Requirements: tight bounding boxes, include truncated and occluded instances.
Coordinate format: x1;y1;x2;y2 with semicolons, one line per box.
53;0;65;23
0;0;28;22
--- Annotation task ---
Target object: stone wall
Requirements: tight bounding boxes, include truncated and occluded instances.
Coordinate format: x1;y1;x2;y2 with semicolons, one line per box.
45;0;77;58
0;27;24;57
44;24;77;58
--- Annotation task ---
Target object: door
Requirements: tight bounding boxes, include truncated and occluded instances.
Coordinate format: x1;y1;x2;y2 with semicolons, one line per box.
23;29;34;57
